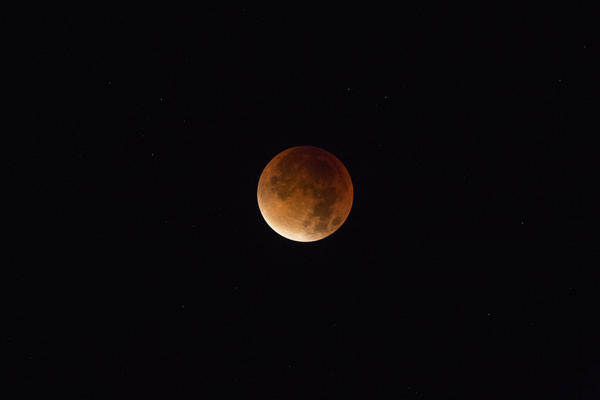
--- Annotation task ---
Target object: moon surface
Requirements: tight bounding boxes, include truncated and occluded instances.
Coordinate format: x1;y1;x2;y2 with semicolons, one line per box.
257;146;353;242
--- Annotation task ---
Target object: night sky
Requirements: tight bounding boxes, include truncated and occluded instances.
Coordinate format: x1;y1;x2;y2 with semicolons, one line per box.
16;6;595;398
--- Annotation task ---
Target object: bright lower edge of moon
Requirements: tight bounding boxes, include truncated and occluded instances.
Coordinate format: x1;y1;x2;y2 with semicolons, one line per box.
257;145;353;242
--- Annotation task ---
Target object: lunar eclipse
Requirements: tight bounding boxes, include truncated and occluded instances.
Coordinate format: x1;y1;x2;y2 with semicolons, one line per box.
257;146;353;242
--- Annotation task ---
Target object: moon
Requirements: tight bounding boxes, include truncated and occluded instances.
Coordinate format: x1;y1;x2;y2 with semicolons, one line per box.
257;146;353;242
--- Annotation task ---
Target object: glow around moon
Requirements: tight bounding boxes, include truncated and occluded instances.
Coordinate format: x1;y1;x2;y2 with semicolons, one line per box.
257;146;353;242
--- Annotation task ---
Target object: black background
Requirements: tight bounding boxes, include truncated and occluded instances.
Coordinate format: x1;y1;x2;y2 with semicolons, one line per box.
15;5;596;398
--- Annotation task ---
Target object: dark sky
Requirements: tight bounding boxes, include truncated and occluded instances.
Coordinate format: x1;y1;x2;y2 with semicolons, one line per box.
16;6;595;398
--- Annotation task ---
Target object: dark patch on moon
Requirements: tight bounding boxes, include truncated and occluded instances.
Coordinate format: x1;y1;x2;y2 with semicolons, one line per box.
311;187;337;219
270;150;305;201
331;216;342;227
275;149;303;177
309;186;337;233
269;171;297;201
314;220;329;234
271;147;341;203
305;156;336;185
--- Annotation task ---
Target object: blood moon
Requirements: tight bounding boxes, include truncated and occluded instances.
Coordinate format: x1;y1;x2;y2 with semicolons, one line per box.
257;146;353;242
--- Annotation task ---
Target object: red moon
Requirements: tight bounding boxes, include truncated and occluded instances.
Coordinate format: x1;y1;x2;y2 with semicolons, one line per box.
257;146;353;242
